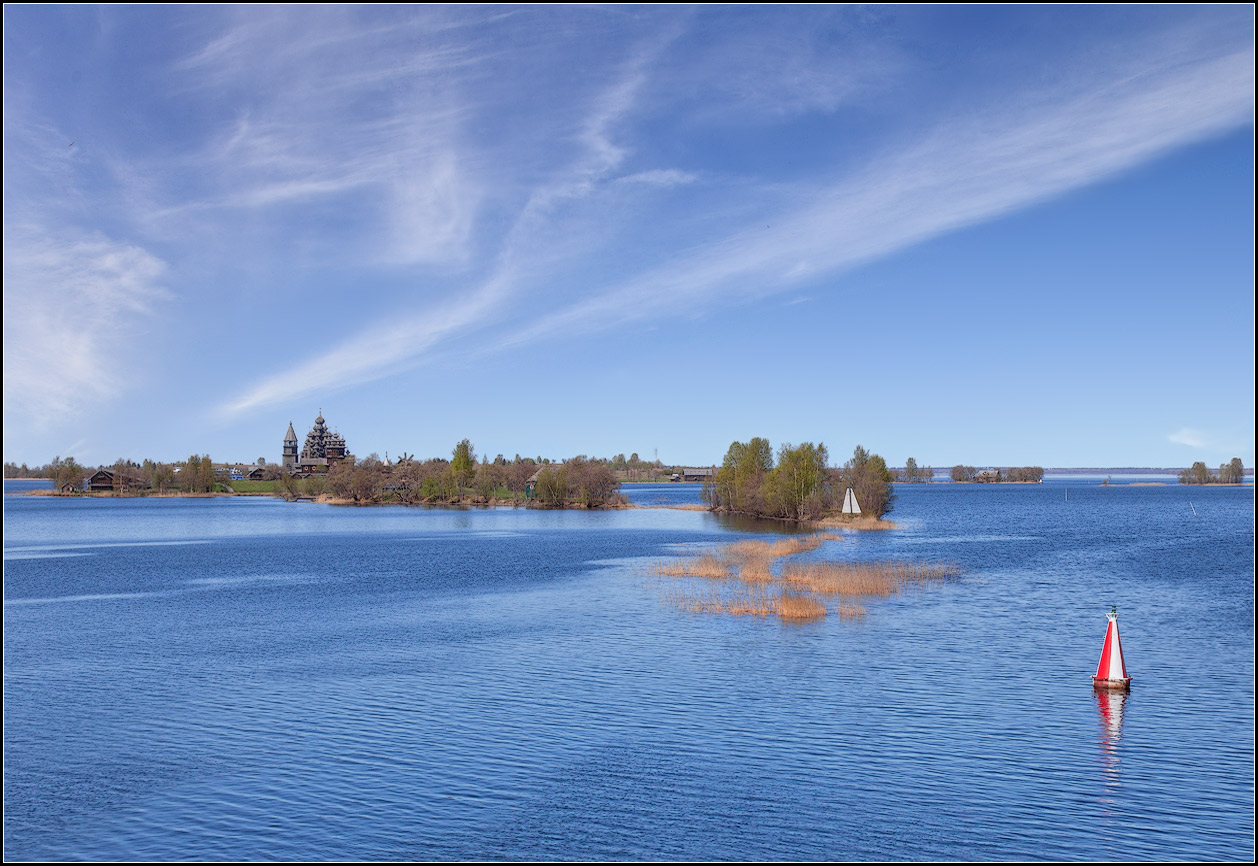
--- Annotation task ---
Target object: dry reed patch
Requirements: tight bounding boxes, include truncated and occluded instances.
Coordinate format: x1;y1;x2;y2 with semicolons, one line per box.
733;552;775;584
815;516;897;531
722;539;773;561
774;592;827;621
653;553;730;579
780;561;959;598
719;532;842;584
767;535;823;557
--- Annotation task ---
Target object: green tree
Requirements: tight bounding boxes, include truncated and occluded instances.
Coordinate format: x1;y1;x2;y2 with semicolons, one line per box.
451;439;476;489
707;436;774;513
765;441;829;520
842;445;895;518
535;464;568;506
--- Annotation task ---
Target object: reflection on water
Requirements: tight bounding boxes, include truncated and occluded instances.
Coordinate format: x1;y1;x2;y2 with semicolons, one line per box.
1095;688;1128;803
620;484;814;535
710;512;816;535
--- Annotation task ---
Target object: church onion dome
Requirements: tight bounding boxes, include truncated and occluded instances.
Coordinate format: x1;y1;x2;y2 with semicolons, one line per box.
315;413;325;425
285;422;298;442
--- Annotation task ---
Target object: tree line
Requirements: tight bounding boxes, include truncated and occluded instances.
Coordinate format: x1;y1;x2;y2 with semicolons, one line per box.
9;443;629;508
703;438;895;521
297;440;624;507
1179;458;1246;485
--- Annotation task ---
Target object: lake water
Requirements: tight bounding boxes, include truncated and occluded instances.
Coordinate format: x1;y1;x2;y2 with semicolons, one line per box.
4;481;1253;860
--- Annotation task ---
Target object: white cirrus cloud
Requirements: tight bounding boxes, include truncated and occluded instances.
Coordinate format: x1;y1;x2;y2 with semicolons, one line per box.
3;229;169;428
200;10;1252;418
499;43;1254;351
1168;428;1209;449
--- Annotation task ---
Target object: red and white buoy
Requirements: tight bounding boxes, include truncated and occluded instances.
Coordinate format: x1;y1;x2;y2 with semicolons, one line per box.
1092;606;1131;690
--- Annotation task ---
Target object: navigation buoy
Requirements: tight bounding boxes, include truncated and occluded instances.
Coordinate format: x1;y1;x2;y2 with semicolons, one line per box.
1092;606;1131;690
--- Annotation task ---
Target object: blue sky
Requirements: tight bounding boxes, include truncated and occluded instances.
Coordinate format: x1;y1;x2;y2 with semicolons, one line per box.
3;5;1254;469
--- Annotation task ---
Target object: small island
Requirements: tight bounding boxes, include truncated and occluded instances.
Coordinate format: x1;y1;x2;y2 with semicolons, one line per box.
1178;458;1247;485
702;438;896;525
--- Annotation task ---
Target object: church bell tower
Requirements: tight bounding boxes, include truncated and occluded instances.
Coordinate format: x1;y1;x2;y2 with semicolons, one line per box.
282;421;298;473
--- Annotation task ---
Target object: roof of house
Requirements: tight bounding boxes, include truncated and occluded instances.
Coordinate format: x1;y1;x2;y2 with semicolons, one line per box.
527;465;555;483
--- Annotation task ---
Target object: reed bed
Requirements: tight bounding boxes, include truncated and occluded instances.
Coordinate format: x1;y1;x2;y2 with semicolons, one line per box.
734;552;775;584
774;592;827;621
724;533;838;562
815;515;897;531
780;561;960;598
653;531;953;625
721;533;842;584
653;553;730;579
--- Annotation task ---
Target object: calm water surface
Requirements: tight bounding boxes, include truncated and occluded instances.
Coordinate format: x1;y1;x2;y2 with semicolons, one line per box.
4;481;1253;860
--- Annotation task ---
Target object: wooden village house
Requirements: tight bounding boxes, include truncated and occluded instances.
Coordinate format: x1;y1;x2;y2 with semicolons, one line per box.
87;469;115;492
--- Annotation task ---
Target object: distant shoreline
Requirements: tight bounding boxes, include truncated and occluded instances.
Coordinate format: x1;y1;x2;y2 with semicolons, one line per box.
944;480;1042;485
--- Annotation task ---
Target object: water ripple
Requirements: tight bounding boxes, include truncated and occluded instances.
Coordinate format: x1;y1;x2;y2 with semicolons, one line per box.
3;485;1252;860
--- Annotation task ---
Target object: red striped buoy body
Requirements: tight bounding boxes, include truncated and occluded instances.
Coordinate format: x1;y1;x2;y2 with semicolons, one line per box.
1092;609;1131;690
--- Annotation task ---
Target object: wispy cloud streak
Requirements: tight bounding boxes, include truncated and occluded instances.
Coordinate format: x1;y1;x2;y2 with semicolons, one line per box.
503;46;1253;349
1169;428;1208;449
222;25;679;417
220;14;1253;415
3;229;168;427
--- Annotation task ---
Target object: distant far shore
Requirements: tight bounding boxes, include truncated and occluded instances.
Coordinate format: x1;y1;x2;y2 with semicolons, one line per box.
1042;467;1254;475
